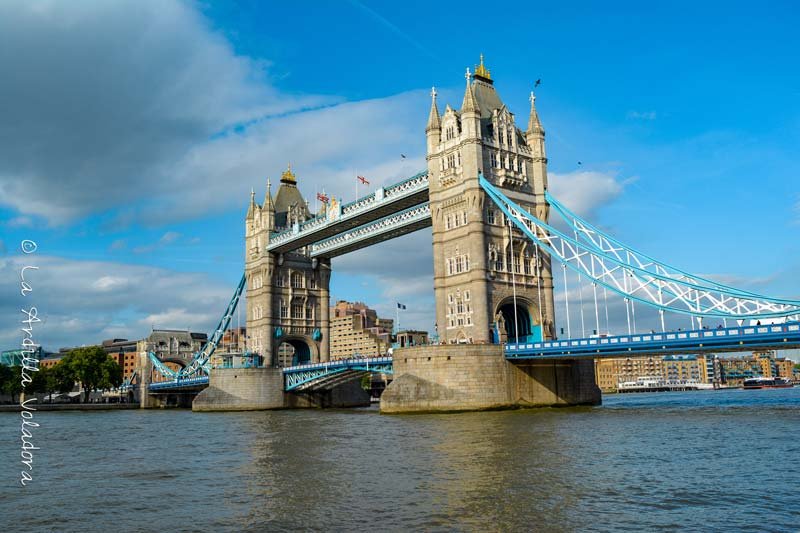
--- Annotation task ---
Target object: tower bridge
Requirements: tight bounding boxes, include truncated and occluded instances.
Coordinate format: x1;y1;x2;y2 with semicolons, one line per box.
134;56;800;412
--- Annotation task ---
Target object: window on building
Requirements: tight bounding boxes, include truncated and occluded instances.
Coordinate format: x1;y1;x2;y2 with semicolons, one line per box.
280;301;288;319
490;152;497;168
293;305;304;319
486;209;496;224
276;275;285;287
291;273;304;288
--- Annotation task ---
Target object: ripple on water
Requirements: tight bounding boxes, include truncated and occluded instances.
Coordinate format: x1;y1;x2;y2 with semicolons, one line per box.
0;389;798;531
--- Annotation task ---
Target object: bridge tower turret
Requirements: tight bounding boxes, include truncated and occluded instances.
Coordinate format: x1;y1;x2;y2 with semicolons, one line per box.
427;56;556;344
245;167;329;367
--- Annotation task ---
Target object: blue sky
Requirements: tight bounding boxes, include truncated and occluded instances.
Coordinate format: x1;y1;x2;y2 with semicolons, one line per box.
0;0;798;353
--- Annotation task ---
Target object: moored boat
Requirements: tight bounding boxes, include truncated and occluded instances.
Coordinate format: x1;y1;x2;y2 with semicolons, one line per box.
742;377;794;389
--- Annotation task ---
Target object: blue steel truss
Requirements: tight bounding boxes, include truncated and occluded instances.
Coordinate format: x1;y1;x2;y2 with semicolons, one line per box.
267;171;429;253
177;274;246;379
149;376;209;392
283;357;394;391
309;203;431;257
480;175;800;320
545;192;787;300
505;321;800;359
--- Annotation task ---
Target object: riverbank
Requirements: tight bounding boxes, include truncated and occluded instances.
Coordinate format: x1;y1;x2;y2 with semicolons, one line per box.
0;403;139;412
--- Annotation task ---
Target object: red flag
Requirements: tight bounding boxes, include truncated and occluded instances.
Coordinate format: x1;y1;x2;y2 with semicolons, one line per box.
357;175;370;185
316;192;329;203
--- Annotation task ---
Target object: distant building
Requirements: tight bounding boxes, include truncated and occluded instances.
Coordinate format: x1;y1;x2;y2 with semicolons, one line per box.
396;330;429;348
138;329;207;380
595;355;712;393
662;355;706;384
330;301;393;359
101;338;138;382
1;347;47;367
718;351;796;386
220;327;246;353
594;356;666;393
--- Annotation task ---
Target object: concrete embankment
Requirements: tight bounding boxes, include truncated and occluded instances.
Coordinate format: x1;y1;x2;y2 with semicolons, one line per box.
0;403;140;412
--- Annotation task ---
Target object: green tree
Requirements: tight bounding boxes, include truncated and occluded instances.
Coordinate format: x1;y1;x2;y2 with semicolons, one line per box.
2;366;23;403
101;357;123;390
28;365;49;394
62;346;121;402
0;364;14;403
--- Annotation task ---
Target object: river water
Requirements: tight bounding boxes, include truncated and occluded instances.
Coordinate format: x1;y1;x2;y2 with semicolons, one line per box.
1;388;799;532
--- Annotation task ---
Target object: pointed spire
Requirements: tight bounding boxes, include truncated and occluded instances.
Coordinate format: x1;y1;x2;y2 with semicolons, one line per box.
461;67;480;114
527;91;544;134
426;86;441;132
263;178;274;212
246;188;256;219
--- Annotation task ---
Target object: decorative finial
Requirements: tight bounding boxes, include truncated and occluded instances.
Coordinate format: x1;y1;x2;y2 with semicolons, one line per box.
474;54;492;81
267;177;271;190
280;163;296;184
431;86;437;100
530;91;536;104
465;67;471;82
250;188;255;197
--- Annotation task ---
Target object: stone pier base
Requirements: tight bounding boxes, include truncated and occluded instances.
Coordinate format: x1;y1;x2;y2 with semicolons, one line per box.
380;345;601;414
192;368;370;412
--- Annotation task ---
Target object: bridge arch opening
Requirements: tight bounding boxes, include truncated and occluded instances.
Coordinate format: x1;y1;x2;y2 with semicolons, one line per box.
496;298;542;343
277;337;316;366
150;358;186;383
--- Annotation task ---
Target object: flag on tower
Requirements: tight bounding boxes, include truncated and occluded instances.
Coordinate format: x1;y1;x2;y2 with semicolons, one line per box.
357;175;370;185
397;303;406;310
316;192;329;203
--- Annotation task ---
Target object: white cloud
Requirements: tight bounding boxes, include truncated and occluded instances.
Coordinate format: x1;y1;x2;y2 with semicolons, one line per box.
627;110;657;120
548;170;632;219
0;255;232;350
333;229;435;332
0;0;329;225
4;216;34;228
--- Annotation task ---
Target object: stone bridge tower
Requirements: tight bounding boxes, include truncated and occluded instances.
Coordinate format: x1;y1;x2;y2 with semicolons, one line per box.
245;165;331;366
427;56;556;345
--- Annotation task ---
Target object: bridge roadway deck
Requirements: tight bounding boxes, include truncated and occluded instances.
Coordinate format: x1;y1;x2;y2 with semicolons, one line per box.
266;172;428;254
146;324;800;392
505;322;800;359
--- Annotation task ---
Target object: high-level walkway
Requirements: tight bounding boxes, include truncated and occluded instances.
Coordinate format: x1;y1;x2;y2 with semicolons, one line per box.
266;171;428;255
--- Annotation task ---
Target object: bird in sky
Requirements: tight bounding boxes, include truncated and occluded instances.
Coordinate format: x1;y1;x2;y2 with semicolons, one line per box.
534;79;541;88
578;161;582;165
400;154;406;159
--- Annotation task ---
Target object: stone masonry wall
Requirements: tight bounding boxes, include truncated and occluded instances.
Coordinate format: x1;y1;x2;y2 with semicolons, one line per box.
380;345;600;413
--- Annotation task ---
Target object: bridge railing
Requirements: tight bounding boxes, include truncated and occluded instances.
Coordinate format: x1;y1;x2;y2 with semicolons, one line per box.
148;376;209;391
505;322;800;357
283;356;393;373
267;171;428;248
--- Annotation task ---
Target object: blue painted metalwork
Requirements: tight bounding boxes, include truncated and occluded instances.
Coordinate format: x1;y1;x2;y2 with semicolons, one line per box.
505;321;800;359
283;356;394;391
267;170;429;253
545;191;776;300
177;273;246;379
479;175;800;320
309;202;431;258
148;376;209;391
